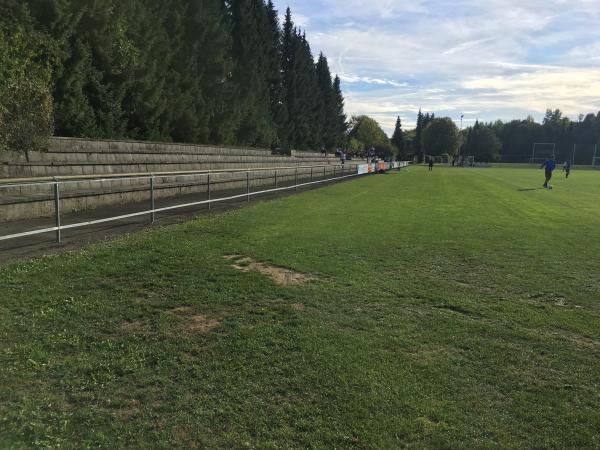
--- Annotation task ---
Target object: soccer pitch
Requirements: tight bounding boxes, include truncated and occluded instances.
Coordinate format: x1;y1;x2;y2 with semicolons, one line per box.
1;167;599;448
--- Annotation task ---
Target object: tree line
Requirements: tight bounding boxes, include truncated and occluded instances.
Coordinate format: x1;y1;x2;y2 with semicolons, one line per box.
390;109;600;164
0;0;347;153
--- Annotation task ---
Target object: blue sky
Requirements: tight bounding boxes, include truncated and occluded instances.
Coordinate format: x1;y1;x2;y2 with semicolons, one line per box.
272;0;600;134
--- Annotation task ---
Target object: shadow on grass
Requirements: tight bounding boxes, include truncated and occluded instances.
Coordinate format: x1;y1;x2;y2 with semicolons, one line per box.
518;187;545;192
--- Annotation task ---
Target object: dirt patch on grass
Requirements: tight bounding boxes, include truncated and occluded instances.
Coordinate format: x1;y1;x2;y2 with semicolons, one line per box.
291;303;305;311
185;315;219;333
433;302;477;317
170;306;194;315
407;344;465;365
224;255;316;285
119;320;150;334
115;399;141;422
169;307;220;333
551;331;600;351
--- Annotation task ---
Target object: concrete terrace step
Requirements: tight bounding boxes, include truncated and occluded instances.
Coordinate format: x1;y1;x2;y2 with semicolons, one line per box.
0;151;340;165
0;165;357;222
0;169;324;205
0;137;365;222
0;160;343;178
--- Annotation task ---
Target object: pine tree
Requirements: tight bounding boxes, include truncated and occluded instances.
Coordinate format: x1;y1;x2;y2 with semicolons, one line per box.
332;75;347;149
265;0;287;148
230;0;275;146
391;116;404;157
10;0;349;151
176;0;235;144
280;8;296;150
415;109;424;162
296;31;320;150
315;53;334;150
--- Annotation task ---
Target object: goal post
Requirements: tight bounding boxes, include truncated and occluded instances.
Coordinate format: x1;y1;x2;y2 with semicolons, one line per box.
425;155;450;164
531;143;556;164
458;155;474;167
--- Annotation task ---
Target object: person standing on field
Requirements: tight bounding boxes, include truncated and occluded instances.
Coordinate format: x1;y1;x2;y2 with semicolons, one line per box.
541;157;557;188
428;159;434;171
563;160;571;179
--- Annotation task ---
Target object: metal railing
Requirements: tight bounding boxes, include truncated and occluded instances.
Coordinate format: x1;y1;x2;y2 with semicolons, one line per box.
0;163;365;244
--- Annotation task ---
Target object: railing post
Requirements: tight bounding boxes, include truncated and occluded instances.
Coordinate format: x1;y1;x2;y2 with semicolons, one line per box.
310;166;313;182
53;180;61;243
150;175;156;223
246;171;250;202
275;169;278;189
207;172;211;212
295;167;298;191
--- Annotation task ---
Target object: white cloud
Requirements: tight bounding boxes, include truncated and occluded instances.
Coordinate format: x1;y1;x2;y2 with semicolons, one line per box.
339;75;408;87
462;69;600;114
274;0;600;133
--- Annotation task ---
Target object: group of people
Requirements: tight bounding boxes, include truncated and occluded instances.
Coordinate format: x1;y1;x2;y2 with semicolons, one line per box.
541;158;571;189
322;147;379;165
426;156;572;190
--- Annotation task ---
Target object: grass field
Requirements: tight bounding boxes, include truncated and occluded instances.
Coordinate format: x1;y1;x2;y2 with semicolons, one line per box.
1;167;599;449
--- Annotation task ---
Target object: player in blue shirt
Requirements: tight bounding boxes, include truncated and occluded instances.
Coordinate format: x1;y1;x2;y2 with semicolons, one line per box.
541;158;557;189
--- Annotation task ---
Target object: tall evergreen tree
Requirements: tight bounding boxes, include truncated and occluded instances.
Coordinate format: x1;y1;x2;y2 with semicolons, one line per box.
315;53;334;150
391;116;404;157
265;0;287;148
7;0;349;152
293;31;320;150
415;109;424;162
280;7;296;150
230;0;275;146
282;24;320;150
331;75;347;149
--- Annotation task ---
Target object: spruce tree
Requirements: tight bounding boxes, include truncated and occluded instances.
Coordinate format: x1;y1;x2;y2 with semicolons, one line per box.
295;31;320;150
315;53;334;150
265;0;287;148
230;0;275;146
332;75;347;149
391;116;404;157
280;8;296;150
10;0;349;151
415;109;424;162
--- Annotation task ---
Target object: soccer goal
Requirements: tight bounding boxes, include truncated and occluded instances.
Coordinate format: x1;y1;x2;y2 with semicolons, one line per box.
592;145;600;169
458;155;475;167
530;143;556;164
425;155;450;164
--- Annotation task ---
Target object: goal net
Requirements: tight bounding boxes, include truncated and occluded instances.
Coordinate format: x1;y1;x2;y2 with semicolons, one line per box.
593;157;600;169
425;155;450;164
531;143;556;164
458;155;474;167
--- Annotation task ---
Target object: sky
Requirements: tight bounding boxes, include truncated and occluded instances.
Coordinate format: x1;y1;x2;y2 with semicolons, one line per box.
272;0;600;134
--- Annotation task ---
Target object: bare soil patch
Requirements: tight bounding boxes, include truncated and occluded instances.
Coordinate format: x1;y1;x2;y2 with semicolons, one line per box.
114;399;141;422
169;306;220;333
119;320;150;334
224;255;316;285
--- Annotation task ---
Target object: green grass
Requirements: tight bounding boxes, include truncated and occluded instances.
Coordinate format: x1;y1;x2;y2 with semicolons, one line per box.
1;167;599;449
